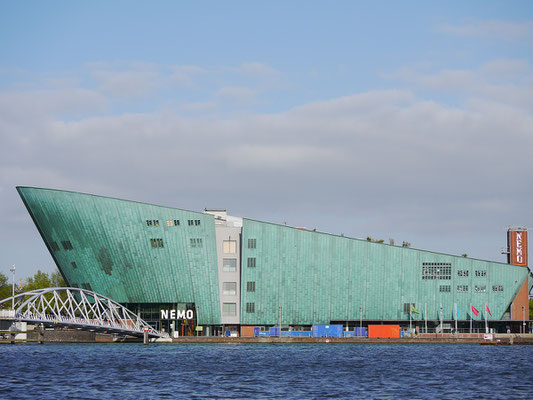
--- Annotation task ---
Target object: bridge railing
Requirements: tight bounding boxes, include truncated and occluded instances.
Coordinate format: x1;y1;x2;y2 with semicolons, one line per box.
0;287;165;338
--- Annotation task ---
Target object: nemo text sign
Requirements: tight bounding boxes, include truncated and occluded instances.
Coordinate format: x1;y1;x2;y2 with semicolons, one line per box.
509;230;528;266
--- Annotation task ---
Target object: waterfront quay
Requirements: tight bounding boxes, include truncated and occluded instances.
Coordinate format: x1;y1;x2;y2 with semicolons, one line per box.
3;330;533;345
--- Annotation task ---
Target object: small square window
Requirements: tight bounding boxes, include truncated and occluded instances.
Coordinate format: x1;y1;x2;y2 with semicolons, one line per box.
222;303;236;316
246;303;255;313
222;282;237;296
247;281;256;292
248;238;257;249
223;240;237;254
223;259;237;272
174;220;180;226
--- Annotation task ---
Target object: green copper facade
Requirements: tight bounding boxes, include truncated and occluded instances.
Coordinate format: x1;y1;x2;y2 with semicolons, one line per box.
17;187;221;325
240;219;531;325
17;186;531;329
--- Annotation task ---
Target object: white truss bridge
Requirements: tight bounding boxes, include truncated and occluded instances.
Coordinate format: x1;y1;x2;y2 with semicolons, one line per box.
0;287;166;338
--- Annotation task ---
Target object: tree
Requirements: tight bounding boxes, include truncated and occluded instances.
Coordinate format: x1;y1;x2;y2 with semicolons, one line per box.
0;272;11;303
24;270;53;292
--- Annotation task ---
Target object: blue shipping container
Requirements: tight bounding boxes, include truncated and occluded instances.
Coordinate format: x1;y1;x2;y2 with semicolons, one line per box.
301;331;312;337
254;327;261;337
354;327;367;337
269;327;280;337
312;324;343;338
343;331;355;337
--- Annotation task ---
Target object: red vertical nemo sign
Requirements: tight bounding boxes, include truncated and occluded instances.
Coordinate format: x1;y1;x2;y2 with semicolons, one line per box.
510;230;528;266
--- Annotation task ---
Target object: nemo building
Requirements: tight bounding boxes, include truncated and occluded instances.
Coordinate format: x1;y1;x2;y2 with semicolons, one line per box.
17;187;532;336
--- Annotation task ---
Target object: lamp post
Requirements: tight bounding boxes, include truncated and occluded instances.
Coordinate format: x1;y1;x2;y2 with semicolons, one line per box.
522;306;526;334
359;306;362;331
9;264;16;310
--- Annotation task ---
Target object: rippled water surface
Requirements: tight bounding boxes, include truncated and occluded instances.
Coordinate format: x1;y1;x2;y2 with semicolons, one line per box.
1;343;533;399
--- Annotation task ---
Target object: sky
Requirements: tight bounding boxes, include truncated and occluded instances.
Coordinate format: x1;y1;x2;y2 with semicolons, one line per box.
1;1;532;280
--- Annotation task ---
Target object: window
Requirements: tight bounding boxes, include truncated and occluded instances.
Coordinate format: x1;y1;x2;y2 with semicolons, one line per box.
195;219;200;226
247;257;256;268
167;220;174;226
223;259;237;272
174;219;180;226
71;261;77;269
146;220;152;226
190;238;203;248
150;238;164;248
222;282;237;296
222;303;236;316
188;219;193;226
61;240;73;250
475;285;486;293
223;240;237;254
248;238;257;249
439;285;451;292
147;219;158;226
475;270;487;277
154;220;159;227
422;263;451;280
457;270;469;277
247;281;256;292
457;285;469;292
246;303;255;313
50;242;60;252
492;285;504;292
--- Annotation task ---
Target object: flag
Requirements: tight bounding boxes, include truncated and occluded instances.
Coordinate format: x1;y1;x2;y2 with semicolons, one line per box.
486;305;492;317
411;304;420;314
471;305;479;317
455;304;460;319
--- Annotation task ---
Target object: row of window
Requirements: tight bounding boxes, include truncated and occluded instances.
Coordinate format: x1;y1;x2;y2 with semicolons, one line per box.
150;238;164;248
222;281;256;296
456;285;504;293
147;219;201;227
190;238;203;248
50;240;73;252
422;263;452;280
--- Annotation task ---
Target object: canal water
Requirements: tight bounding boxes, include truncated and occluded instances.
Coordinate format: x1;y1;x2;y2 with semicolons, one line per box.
1;343;532;399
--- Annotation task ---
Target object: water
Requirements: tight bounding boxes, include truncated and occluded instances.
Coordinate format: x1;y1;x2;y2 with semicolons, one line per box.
1;343;533;399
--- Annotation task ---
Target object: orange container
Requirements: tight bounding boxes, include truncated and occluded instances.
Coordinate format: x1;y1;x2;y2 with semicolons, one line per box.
240;325;255;337
368;325;400;339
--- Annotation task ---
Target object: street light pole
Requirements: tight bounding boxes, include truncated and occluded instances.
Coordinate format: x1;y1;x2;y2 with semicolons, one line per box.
10;264;16;310
359;306;362;330
522;306;526;333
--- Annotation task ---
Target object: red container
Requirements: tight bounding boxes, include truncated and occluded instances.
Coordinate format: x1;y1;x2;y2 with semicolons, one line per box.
240;325;255;337
368;325;400;339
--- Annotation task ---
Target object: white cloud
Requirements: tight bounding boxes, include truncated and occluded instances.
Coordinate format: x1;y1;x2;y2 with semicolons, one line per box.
87;61;160;98
215;87;257;105
436;20;533;41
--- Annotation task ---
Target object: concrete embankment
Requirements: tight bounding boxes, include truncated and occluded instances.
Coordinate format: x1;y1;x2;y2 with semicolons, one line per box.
168;333;533;345
3;331;533;344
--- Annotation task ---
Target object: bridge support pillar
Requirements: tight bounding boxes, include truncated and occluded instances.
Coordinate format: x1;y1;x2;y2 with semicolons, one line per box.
144;329;149;345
